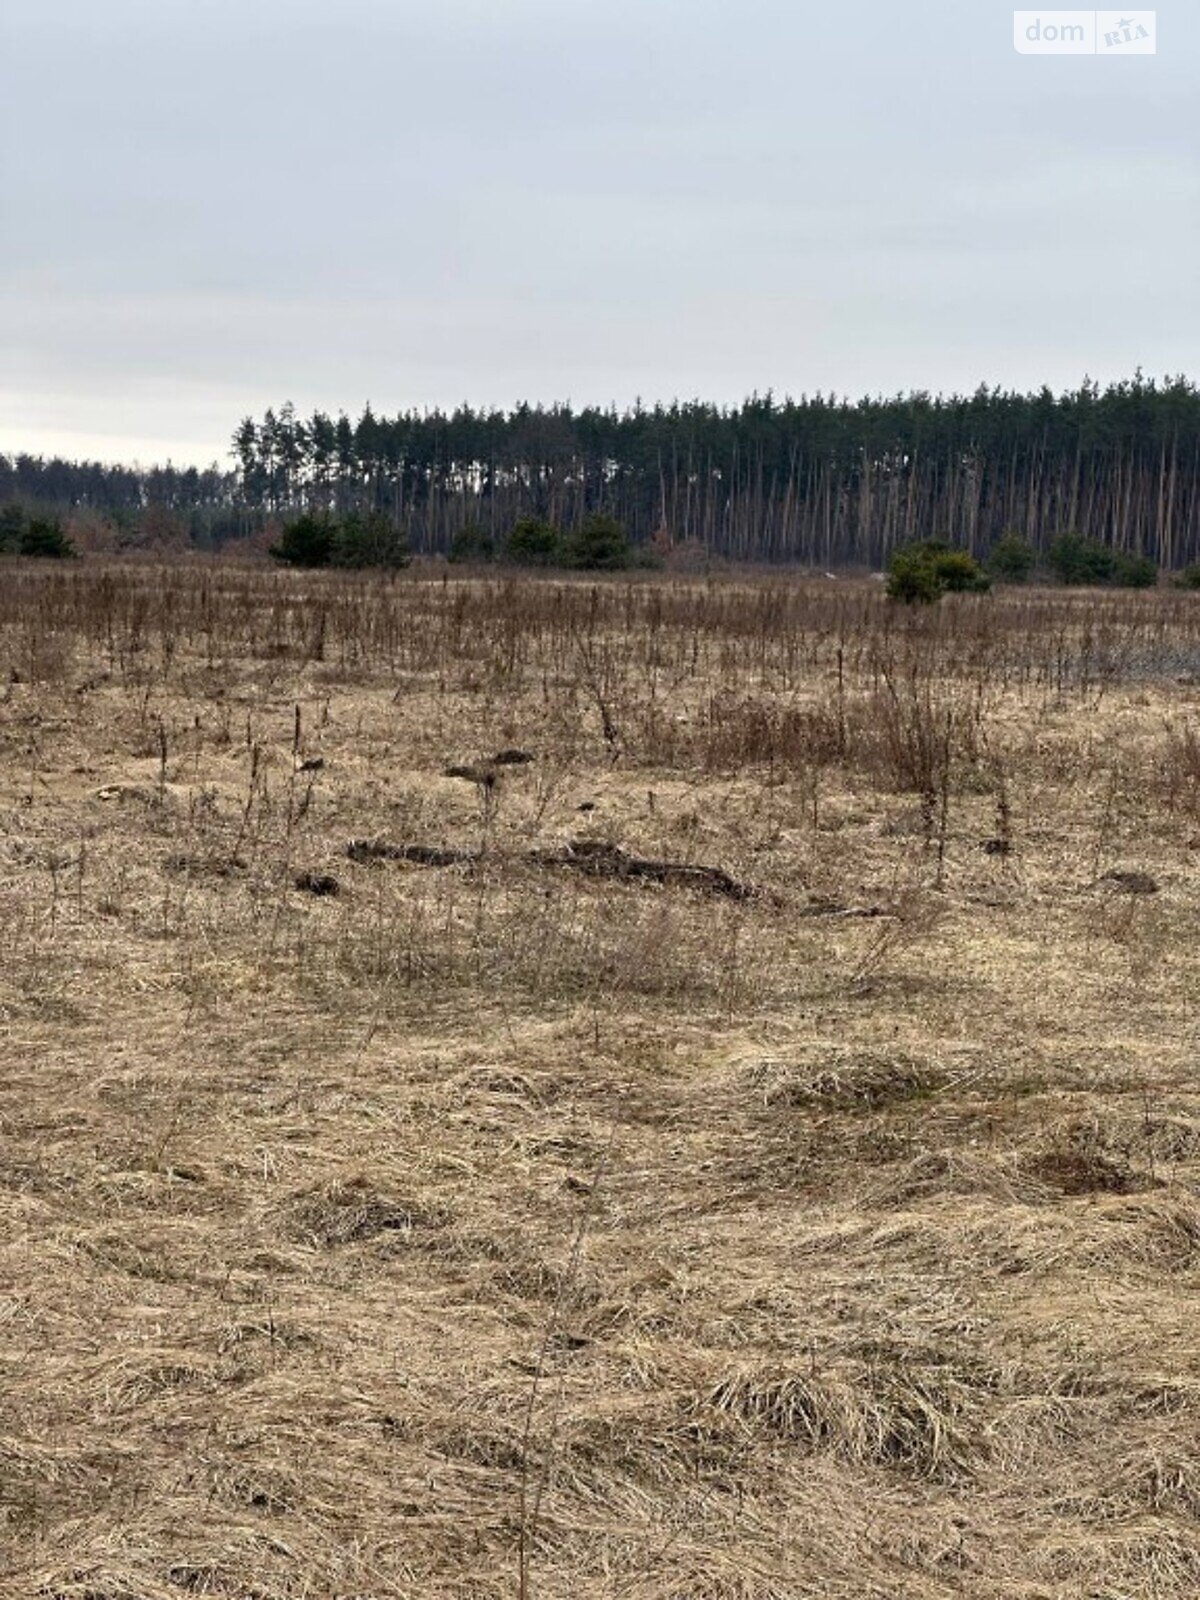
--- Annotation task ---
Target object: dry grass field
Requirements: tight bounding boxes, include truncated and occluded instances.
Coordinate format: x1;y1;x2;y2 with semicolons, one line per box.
3;564;1200;1600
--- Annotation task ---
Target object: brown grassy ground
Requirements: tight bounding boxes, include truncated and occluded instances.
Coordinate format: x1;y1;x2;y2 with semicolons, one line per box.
2;564;1200;1599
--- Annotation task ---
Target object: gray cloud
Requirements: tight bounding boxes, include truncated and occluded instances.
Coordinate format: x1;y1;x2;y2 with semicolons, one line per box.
1;0;1196;464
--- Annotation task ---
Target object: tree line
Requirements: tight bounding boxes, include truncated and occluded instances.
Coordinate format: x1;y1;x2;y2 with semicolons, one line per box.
0;453;249;550
229;376;1200;566
5;374;1200;566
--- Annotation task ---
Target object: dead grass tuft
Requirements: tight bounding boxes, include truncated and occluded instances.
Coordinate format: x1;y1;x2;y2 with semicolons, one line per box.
706;1355;984;1480
284;1176;450;1246
738;1048;943;1111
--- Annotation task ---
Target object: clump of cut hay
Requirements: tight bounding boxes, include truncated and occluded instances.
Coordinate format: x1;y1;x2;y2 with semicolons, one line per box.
705;1354;985;1481
284;1175;449;1247
870;1149;1041;1207
736;1048;944;1111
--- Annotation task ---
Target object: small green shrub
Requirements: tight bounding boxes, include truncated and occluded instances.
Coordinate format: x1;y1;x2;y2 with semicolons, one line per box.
886;540;990;604
887;549;941;604
1047;531;1156;588
1174;564;1200;590
1110;551;1157;589
936;550;991;593
332;511;409;570
1047;531;1114;586
505;517;561;566
0;507;75;558
988;531;1036;583
563;514;632;571
448;523;495;563
0;505;25;552
270;514;336;568
20;516;75;559
630;543;665;570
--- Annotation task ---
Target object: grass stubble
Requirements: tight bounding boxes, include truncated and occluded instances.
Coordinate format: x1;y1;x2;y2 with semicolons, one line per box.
1;563;1199;1598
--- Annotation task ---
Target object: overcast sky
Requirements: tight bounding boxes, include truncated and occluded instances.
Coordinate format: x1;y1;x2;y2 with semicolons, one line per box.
1;1;1196;467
